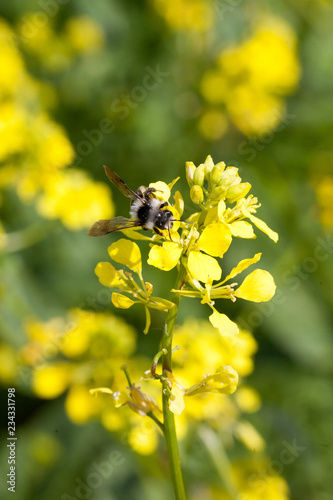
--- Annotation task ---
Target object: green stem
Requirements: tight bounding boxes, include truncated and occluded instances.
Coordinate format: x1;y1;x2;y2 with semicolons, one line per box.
161;265;187;500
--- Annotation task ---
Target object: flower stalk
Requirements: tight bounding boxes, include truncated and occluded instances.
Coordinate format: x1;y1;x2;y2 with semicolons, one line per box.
91;156;279;500
161;265;187;500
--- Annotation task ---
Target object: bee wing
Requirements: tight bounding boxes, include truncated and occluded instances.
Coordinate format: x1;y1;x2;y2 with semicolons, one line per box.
103;166;145;203
87;216;141;236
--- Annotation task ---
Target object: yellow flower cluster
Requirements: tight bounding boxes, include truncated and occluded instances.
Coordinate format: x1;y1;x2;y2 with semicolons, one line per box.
16;15;105;71
96;156;277;337
0;19;113;230
200;17;300;138
96;156;278;339
17;306;262;456
197;458;290;500
91;156;278;454
20;309;137;414
152;0;212;33
170;320;263;442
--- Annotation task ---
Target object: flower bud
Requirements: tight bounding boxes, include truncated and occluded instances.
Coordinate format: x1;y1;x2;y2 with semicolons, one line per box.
185;162;196;184
190;185;204;204
203;155;214;178
209;185;227;201
193;164;205;187
226;182;252;204
209;162;226;185
219;167;239;188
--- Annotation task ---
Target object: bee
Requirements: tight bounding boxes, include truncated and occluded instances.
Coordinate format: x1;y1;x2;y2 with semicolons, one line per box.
88;166;177;238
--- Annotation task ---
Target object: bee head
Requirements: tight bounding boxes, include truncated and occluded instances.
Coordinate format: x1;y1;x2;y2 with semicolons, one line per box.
156;208;174;230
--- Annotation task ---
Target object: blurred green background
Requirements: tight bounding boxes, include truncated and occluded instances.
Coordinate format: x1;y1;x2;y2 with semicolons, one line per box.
0;0;332;499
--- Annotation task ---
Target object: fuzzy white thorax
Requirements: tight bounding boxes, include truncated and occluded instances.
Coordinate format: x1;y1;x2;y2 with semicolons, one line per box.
130;197;162;229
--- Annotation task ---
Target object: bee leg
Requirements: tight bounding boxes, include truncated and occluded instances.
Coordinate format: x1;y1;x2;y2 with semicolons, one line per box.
153;227;163;236
159;202;168;209
145;187;157;198
167;225;173;242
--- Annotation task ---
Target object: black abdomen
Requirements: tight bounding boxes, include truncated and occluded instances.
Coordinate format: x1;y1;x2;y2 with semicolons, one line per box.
137;205;150;225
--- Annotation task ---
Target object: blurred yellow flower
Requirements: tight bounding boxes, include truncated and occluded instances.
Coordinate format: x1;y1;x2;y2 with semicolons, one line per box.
0;19;113;232
128;418;159;455
198;110;228;141
32;363;72;399
211;458;290;500
200;17;300;137
65;16;105;53
36;169;114;230
66;385;104;424
235;386;261;413
153;0;213;33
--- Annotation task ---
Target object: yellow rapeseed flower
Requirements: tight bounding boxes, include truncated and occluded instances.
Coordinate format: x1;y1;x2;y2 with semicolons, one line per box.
90;154;278;440
200;17;300;137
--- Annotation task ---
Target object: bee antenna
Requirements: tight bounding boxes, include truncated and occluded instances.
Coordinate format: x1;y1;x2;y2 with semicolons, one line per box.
173;219;193;224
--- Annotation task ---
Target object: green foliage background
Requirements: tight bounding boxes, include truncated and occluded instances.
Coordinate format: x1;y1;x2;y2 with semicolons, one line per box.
0;0;332;499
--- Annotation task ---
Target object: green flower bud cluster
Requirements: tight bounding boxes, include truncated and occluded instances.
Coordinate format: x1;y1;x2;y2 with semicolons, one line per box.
186;155;251;207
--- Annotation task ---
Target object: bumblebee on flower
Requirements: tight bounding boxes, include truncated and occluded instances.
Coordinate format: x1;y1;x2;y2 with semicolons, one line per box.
91;155;279;499
93;156;277;337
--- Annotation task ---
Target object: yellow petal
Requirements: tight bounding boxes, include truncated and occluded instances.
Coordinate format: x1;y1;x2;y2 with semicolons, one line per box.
111;293;135;309
229;220;256;239
108;238;142;274
168;177;180;191
204;200;226;225
147;242;182;271
209;309;239;336
242;209;279;242
173;190;184;217
95;262;125;287
149;181;170;201
235;269;276;302
169;384;185;416
222;253;262;283
121;228;153;241
188;251;222;283
198;222;232;257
